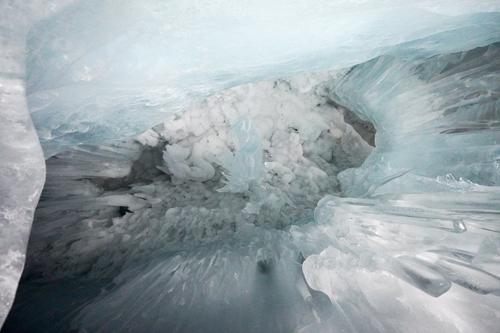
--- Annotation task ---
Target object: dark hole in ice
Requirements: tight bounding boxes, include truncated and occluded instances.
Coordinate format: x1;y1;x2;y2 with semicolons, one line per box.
257;258;275;275
326;99;376;147
118;206;131;216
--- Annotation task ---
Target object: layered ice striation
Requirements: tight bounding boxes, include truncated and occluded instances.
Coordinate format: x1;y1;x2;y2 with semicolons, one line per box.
1;0;500;332
22;0;500;157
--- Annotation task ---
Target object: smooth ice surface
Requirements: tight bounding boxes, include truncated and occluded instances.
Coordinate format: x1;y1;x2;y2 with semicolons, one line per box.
2;0;500;331
331;44;500;195
20;0;500;157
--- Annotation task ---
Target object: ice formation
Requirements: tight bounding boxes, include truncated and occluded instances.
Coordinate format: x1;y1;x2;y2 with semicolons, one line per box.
214;114;267;193
1;0;500;332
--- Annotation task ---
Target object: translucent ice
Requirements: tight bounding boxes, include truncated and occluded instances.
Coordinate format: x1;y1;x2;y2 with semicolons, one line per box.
2;0;500;332
0;78;45;329
216;114;266;193
17;0;500;157
331;44;500;196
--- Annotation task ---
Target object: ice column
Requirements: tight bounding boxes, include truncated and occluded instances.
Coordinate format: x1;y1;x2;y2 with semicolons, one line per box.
216;115;266;193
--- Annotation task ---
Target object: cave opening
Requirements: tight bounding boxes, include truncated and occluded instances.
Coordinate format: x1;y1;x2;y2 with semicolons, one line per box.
1;2;500;332
6;71;378;332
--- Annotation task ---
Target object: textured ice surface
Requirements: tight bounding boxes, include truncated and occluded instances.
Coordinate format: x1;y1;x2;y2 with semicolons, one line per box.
2;0;500;331
20;0;500;157
332;44;500;196
0;2;57;327
11;47;500;332
215;115;267;193
0;78;45;330
22;74;367;282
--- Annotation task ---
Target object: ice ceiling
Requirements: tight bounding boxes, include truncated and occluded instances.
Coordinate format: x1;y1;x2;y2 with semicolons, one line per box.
1;0;500;332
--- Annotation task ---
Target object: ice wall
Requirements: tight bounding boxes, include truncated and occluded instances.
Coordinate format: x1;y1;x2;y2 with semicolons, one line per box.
1;0;500;331
0;64;45;331
298;45;500;332
24;0;500;157
0;1;75;327
331;44;500;195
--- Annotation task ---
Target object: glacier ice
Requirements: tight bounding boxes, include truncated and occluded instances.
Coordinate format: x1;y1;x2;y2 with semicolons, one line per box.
22;0;500;157
0;76;45;330
215;114;266;194
1;0;500;332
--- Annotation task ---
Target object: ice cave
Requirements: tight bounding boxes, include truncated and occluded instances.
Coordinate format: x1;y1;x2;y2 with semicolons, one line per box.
1;1;500;332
